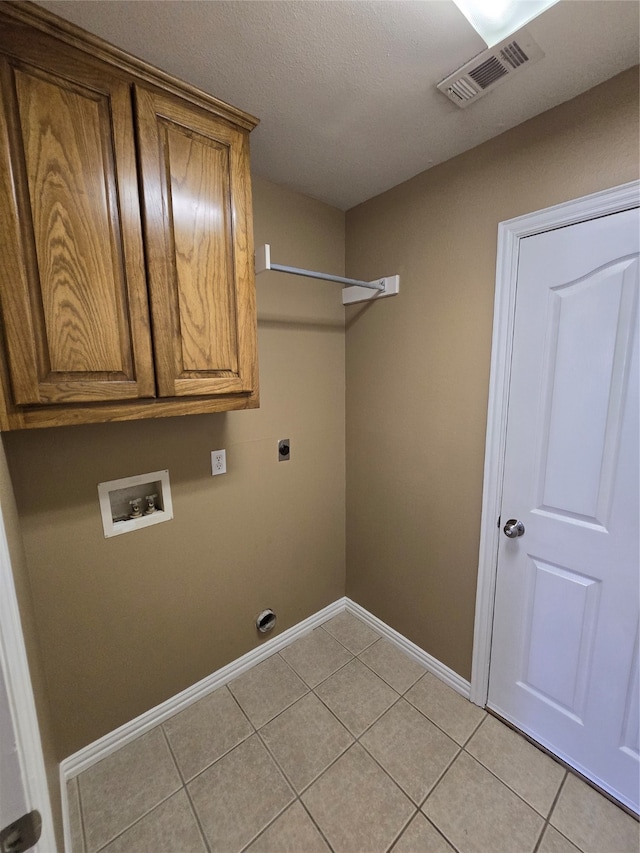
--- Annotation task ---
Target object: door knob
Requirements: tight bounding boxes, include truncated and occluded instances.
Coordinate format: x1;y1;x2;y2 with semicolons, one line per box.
503;519;525;538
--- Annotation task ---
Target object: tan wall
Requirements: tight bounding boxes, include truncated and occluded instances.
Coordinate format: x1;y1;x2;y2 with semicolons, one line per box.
344;68;640;680
3;175;346;760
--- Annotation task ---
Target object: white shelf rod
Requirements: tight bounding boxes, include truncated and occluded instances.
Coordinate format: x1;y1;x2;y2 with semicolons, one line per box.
268;261;384;291
255;244;399;305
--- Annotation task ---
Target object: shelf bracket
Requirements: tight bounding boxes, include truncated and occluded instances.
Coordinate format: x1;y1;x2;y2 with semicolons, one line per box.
255;244;399;305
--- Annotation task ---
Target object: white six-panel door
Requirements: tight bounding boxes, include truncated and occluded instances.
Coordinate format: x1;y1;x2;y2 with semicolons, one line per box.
488;206;639;812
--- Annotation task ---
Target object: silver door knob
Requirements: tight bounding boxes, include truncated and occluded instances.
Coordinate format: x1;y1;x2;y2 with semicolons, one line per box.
503;519;525;538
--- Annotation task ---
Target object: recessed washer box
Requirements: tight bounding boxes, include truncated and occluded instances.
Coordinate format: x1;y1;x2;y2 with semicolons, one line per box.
98;469;173;538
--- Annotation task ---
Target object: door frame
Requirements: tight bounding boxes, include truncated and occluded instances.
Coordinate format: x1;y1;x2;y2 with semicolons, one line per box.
470;179;640;707
0;500;56;850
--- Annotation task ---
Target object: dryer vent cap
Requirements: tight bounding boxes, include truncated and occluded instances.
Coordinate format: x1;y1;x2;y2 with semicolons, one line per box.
256;609;277;633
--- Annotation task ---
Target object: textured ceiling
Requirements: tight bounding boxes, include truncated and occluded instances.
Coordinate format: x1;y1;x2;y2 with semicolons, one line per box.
37;1;640;210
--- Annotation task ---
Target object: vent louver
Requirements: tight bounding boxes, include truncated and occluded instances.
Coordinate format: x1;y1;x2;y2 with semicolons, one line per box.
468;55;509;89
437;29;543;108
501;41;529;69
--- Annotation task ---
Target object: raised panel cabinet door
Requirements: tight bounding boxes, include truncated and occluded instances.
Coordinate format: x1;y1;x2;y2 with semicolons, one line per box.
135;86;258;399
0;33;155;405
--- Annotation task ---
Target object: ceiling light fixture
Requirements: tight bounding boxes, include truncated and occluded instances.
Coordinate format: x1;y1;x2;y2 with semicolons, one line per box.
452;0;559;47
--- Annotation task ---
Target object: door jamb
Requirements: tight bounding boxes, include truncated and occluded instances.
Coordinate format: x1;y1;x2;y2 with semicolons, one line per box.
469;180;640;707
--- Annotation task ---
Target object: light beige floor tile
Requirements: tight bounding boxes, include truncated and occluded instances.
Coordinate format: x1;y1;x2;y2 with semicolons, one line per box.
302;744;415;853
260;692;354;791
466;715;565;816
79;727;182;852
423;751;544;853
100;790;206;853
188;734;294;852
245;802;331;852
321;611;380;654
406;672;485;745
359;638;427;693
163;685;253;780
280;628;352;687
550;772;640;853
537;825;582;853
361;699;458;804
227;653;307;728
391;813;456;853
66;777;85;853
315;658;399;736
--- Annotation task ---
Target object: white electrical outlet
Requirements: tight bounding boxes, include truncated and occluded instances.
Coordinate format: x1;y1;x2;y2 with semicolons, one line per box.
211;449;226;475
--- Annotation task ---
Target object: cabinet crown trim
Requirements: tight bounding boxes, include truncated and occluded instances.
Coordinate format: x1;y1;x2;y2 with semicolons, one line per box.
1;1;259;131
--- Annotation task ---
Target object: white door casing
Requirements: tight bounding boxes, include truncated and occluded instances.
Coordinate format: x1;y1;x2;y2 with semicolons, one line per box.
471;181;640;813
0;658;28;831
0;503;55;850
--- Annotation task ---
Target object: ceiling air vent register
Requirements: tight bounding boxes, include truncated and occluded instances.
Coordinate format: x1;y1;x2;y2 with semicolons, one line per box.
437;29;544;108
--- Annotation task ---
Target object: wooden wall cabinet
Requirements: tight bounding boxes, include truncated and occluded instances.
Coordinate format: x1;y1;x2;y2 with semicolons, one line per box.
0;2;259;429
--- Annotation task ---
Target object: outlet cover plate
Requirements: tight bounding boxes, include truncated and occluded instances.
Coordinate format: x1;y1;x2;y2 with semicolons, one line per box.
278;439;290;461
211;449;227;475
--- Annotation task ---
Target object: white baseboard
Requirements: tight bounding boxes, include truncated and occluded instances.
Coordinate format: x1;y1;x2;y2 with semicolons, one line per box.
60;595;470;851
61;596;469;783
60;597;471;851
60;596;348;782
345;599;471;699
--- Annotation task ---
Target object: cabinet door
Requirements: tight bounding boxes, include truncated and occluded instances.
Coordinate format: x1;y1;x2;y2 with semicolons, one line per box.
0;33;155;405
135;87;258;399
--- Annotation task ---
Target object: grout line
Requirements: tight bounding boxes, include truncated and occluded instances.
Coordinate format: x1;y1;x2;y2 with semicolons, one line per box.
177;689;259;789
252;724;300;798
159;725;185;784
278;645;357;692
227;651;311;728
354;642;427;696
84;730;184;851
182;785;212;853
311;674;402;745
531;770;568;853
297;798;337;852
418;744;463;811
301;652;358;692
351;693;403;741
91;788;181;853
234;787;293;853
457;746;556;820
244;726;339;852
235;801;297;853
160;729;212;853
235;687;339;849
423;813;464;853
402;672;485;747
460;715;571;821
296;743;354;798
156;728;213;853
383;806;420;852
461;711;487;748
225;681;260;733
551;767;569;815
319;613;382;656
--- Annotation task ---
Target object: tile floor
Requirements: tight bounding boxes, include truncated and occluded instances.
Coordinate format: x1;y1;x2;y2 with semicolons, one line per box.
66;612;639;853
